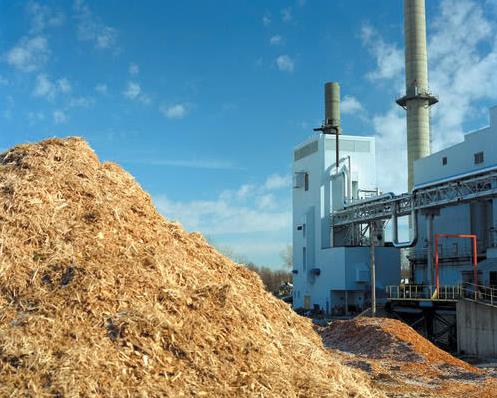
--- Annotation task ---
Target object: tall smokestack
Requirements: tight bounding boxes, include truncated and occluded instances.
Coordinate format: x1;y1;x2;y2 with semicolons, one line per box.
324;82;340;130
397;0;437;191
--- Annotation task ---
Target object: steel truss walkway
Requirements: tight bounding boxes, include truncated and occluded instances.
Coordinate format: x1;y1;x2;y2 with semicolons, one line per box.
331;168;497;227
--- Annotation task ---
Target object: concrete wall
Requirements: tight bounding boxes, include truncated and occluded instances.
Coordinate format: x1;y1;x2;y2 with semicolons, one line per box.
457;299;497;357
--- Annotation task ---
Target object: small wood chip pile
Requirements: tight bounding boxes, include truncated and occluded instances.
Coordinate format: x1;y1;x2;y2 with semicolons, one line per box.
320;317;474;370
0;138;382;397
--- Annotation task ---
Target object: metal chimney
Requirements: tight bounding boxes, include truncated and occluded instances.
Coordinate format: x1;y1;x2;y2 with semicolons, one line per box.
324;82;340;129
397;0;438;191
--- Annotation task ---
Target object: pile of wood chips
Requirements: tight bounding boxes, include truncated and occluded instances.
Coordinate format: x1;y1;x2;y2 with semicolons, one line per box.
0;138;382;397
319;317;497;397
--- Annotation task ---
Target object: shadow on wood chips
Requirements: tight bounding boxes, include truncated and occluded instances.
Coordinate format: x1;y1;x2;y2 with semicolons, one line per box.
0;138;384;397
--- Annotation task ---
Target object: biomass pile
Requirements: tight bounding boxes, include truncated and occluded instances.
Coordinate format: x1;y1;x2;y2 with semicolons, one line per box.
320;317;474;370
0;138;381;397
319;318;497;397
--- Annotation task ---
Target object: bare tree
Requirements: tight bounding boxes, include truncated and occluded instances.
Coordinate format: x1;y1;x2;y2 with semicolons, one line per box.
280;244;293;270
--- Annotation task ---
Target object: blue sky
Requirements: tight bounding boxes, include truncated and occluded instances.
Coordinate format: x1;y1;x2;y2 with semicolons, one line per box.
2;0;497;268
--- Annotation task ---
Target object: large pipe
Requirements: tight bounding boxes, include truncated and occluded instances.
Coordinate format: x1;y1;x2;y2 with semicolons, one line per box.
398;0;437;191
324;82;340;129
391;202;418;248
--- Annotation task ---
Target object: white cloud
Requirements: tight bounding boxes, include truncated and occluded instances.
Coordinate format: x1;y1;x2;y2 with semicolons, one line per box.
32;74;71;100
281;7;292;23
123;81;141;99
276;55;294;72
341;95;365;115
264;174;291;190
124;155;237;170
74;0;118;50
154;177;290;235
5;36;49;72
57;78;71;93
28;111;45;124
53;110;67;124
68;96;94;108
269;35;283;46
129;63;139;75
160;103;188;119
123;81;151;104
26;1;65;33
95;83;108;94
361;0;497;194
262;14;271;26
361;24;404;84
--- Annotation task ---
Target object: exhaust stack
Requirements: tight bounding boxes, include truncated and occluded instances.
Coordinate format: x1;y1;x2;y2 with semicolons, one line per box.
324;82;340;130
397;0;437;191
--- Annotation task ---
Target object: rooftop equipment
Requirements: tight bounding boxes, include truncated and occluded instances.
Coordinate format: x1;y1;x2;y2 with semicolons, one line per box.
396;0;438;191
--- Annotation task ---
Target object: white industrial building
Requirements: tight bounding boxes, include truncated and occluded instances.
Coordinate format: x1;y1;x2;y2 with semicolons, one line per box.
412;106;497;288
291;129;400;314
291;0;497;320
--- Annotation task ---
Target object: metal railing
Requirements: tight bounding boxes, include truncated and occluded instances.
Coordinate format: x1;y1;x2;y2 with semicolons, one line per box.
460;282;497;306
386;283;497;306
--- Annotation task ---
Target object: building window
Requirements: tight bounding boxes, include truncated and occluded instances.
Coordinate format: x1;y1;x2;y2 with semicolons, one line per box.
304;172;309;191
474;152;484;164
442;156;447;165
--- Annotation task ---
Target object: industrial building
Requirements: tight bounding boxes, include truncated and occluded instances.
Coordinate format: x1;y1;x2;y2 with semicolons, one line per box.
292;0;497;350
291;94;400;314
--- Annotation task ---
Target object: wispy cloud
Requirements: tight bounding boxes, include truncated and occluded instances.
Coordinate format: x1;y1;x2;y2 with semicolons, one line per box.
154;177;291;235
160;103;188;119
26;1;65;34
74;0;118;50
262;14;271;26
95;83;108;95
362;0;497;193
269;35;283;46
128;63;139;75
123;81;151;104
361;24;404;84
264;173;291;190
5;36;49;72
130;157;238;170
341;95;365;115
32;74;71;100
281;7;292;23
53;110;68;124
276;55;294;72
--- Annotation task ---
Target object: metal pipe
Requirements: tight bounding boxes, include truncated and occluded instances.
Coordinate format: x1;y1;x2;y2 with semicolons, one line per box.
426;213;434;285
369;222;376;316
347;155;352;203
391;202;418;248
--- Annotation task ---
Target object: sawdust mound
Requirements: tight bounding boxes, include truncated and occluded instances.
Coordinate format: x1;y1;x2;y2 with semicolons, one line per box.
0;138;382;397
320;317;475;372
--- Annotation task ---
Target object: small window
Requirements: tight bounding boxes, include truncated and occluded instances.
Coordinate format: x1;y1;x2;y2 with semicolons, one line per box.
297;225;303;231
442;156;447;165
304;172;309;191
474;152;484;164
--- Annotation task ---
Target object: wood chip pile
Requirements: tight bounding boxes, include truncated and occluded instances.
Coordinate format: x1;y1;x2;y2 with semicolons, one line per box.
320;317;475;371
0;138;382;397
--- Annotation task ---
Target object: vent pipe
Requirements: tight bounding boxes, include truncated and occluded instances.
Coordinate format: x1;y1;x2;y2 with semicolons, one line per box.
396;0;437;191
324;82;340;130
